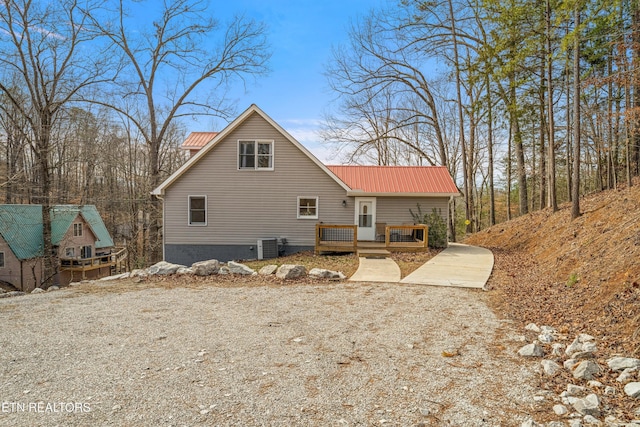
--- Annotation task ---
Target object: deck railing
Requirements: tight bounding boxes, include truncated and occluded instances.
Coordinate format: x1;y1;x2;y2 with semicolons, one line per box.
60;247;128;278
315;224;428;254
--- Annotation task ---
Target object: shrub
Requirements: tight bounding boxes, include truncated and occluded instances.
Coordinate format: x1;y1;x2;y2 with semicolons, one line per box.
409;204;448;248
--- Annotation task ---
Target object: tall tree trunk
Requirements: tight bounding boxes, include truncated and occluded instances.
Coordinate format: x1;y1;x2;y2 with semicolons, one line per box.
571;4;581;219
448;0;469;234
486;74;496;226
633;0;640;178
546;0;558;210
539;60;547;210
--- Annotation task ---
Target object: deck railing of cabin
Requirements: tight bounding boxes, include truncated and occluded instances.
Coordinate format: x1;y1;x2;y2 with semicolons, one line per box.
315;224;428;253
315;224;357;254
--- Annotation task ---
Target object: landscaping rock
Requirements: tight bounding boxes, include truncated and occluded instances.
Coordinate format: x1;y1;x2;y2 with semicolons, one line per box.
218;266;230;275
538;333;555;343
47;286;60;291
0;291;25;298
192;260;220;276
625;382;640;398
525;323;541;333
551;343;565;356
147;261;185;275
617;368;638;384
541;359;561;376
566;384;587;396
276;264;307;280
607;357;640;372
176;267;193;275
31;288;45;294
259;265;278;275
564;359;579;371
573;360;601;380
572;393;600;417
227;261;255;275
553;404;568;415
582;414;601;425
566;337;584;356
99;272;130;281
308;268;346;280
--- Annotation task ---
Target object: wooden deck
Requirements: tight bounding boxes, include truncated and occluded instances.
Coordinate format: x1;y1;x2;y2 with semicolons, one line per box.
60;247;128;280
315;224;428;254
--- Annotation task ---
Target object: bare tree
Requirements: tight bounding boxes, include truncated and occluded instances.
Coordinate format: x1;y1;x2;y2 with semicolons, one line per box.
0;0;111;287
85;0;270;263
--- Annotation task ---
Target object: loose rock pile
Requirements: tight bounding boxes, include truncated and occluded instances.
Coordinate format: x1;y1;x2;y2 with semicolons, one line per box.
518;323;640;427
107;259;346;282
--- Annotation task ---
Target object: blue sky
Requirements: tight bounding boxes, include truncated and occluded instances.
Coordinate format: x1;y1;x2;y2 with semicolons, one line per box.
189;0;388;163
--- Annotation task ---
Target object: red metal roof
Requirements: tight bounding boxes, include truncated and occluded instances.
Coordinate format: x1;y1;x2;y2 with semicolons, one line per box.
181;132;218;150
327;165;459;195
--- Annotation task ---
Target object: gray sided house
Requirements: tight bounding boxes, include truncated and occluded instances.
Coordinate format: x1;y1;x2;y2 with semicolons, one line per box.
152;105;459;265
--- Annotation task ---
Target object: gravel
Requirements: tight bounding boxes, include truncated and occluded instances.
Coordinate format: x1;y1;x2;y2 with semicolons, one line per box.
0;280;537;426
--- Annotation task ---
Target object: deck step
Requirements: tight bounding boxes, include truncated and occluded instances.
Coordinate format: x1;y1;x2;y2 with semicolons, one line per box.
357;249;391;258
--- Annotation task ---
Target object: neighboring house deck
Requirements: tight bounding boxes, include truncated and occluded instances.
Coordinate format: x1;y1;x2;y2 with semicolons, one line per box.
152;104;459;265
0;205;124;290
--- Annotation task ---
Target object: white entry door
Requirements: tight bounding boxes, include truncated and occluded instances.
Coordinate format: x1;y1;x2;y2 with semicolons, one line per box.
355;197;376;241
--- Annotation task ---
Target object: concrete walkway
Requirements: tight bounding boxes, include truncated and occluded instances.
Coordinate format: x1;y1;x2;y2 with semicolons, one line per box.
348;257;401;283
349;243;494;289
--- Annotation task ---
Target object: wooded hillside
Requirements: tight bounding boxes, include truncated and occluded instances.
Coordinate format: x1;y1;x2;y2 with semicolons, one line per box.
466;178;640;356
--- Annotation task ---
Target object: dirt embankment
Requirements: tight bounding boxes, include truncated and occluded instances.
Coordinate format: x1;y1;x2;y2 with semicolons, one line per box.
465;179;640;356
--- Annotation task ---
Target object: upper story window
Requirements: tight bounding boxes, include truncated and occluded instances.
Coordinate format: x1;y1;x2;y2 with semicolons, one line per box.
189;196;207;226
238;140;274;170
73;223;83;237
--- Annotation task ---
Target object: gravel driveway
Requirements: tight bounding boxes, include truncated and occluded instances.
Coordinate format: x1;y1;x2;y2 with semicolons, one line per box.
0;280;536;426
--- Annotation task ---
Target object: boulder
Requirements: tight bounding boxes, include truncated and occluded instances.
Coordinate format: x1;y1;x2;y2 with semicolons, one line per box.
191;260;220;276
518;343;544;357
607;357;640;372
276;264;307;280
308;268;346;280
147;261;185;275
47;286;60;291
176;267;194;275
259;265;278;275
572;393;600;417
625;382;640;398
31;288;45;294
218;266;230;275
573;360;601;380
227;261;255;275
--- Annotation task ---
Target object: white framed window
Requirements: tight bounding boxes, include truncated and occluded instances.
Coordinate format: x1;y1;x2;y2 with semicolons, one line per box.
73;223;83;237
65;247;75;257
188;195;207;226
0;251;4;268
297;196;318;219
238;140;274;170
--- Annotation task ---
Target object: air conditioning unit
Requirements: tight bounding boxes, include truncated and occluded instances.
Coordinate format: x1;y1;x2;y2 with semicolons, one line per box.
257;238;278;260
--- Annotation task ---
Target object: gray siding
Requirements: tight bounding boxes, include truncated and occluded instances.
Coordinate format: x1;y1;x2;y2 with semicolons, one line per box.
164;112;353;249
376;197;450;225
